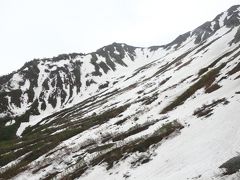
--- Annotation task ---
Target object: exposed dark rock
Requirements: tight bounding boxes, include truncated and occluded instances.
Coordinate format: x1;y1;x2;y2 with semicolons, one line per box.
164;32;191;50
99;81;109;90
220;155;240;175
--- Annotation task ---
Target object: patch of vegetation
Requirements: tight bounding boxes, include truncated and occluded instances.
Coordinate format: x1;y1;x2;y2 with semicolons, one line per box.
0;105;129;179
130;154;152;168
175;58;194;71
179;75;193;84
137;90;144;94
93;121;183;169
141;92;159;105
0;139;46;167
112;122;155;142
193;108;213;118
235;75;240;80
0;99;41;142
95;121;183;168
194;37;220;55
42;172;60;180
87;143;115;154
0;129;80;178
148;46;201;80
198;48;237;77
32;163;50;174
0;122;20;141
0;127;83;177
161;83;178;92
198;67;208;76
62;121;183;179
161;63;226;114
22;89;122;136
159;77;171;86
227;62;240;76
205;83;221;93
193;98;229;118
114;117;128;126
61;163;88;180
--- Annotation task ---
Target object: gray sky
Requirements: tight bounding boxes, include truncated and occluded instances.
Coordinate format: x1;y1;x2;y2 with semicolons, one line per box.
0;0;239;75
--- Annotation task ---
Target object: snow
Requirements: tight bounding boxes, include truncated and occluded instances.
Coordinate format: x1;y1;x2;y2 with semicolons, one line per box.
78;62;240;180
219;11;228;27
127;98;240;180
10;73;23;89
16;104;55;136
210;21;216;31
5;119;15;126
75;22;240;180
114;47;120;55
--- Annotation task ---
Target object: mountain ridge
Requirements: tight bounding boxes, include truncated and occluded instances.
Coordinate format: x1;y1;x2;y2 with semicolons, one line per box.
1;3;240;141
0;4;240;180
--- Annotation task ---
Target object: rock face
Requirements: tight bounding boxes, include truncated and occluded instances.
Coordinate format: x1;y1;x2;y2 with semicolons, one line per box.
0;5;240;180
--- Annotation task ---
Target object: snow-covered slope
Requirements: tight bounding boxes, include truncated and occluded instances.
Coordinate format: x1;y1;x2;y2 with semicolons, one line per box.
0;4;240;180
0;43;167;137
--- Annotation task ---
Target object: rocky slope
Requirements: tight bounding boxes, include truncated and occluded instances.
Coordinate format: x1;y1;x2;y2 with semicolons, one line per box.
0;5;240;180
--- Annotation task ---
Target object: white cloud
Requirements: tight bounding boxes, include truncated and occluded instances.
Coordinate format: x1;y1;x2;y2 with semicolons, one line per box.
0;0;239;75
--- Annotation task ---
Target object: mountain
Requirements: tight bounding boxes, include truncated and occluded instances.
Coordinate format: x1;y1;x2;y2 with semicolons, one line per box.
0;5;240;180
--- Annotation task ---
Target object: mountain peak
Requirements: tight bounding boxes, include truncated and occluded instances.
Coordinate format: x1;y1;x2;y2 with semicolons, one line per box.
225;4;240;27
227;4;240;13
164;5;240;49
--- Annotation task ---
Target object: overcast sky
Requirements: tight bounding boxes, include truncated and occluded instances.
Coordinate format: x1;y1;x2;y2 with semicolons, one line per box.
0;0;239;75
